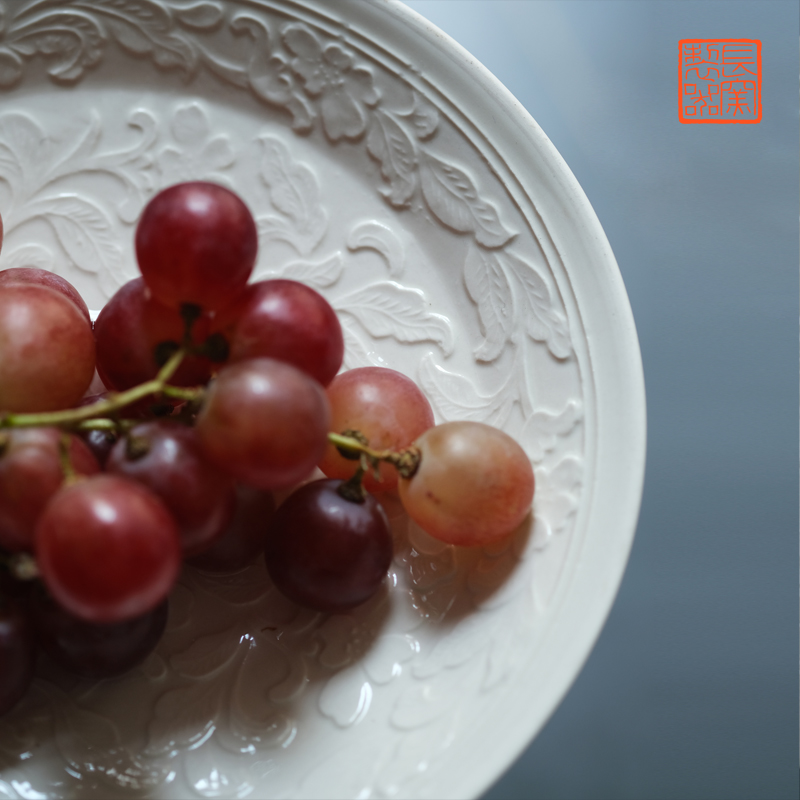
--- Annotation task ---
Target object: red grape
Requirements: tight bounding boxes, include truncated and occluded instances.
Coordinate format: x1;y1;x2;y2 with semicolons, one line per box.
0;284;95;412
31;589;167;678
0;428;100;552
319;367;435;493
35;474;181;623
94;278;214;392
0;268;91;324
264;479;392;613
187;483;276;572
195;358;330;490
107;421;236;557
135;182;257;312
224;279;344;387
0;602;35;717
398;421;534;546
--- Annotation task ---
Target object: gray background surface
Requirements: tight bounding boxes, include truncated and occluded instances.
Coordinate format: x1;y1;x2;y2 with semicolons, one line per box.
402;2;799;799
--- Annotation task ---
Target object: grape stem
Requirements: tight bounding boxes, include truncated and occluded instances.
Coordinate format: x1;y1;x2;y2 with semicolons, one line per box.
0;348;192;431
327;432;421;479
0;552;39;581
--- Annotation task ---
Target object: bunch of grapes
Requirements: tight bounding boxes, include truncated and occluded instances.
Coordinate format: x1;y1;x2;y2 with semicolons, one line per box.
0;182;534;718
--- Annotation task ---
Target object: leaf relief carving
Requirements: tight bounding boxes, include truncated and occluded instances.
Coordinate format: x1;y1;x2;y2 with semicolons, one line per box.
8;9;104;84
270;252;343;289
346;220;404;277
420;151;515;248
339;318;390;370
168;627;240;680
257;135;326;255
399;92;440;140
417;353;518;427
522;401;582;463
145;679;220;756
174;2;224;32
463;245;515;362
366;108;417;207
531;456;583;550
335;281;454;355
504;250;572;359
41;683;168;790
32;194;122;277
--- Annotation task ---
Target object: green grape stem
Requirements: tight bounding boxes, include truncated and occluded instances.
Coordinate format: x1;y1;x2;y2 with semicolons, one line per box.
1;552;40;581
327;432;421;479
0;348;200;431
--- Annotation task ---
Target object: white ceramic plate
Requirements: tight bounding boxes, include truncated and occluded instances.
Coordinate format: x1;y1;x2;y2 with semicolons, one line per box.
0;1;646;798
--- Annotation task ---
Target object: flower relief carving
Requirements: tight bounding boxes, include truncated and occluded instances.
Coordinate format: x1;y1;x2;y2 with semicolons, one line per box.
0;3;587;795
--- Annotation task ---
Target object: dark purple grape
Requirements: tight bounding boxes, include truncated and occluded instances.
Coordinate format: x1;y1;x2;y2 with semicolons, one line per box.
0;602;35;716
187;484;276;573
80;428;120;468
106;421;236;557
31;589;167;678
264;479;392;613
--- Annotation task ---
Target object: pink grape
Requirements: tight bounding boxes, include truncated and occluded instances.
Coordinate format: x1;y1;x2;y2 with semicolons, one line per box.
35;474;181;623
195;358;330;490
319;367;435;493
0;284;95;412
264;479;392;613
0;428;100;552
94;278;214;392
107;421;236;557
0;268;91;324
135;182;257;312
225;279;344;387
398;421;535;546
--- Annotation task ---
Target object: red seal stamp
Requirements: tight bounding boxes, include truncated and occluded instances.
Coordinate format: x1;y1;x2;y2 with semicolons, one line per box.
680;39;761;124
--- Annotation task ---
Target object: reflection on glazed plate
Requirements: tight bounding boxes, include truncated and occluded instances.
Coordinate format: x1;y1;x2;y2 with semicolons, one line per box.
0;1;646;798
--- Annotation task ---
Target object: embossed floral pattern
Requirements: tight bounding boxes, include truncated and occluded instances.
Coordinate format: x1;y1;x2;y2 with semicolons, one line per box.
282;24;380;141
157;102;234;186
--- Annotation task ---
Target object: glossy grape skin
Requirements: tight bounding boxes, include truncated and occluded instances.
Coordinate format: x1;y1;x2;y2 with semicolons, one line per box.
107;421;236;557
0;268;91;324
35;474;181;623
0;428;100;552
265;479;392;613
0;284;96;412
398;421;535;547
79;428;119;467
31;589;167;679
196;358;331;490
0;603;35;717
225;280;344;387
187;484;276;572
318;367;435;493
94;278;214;392
136;182;257;312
